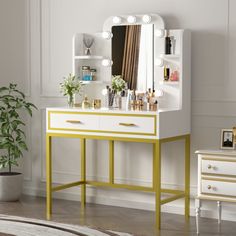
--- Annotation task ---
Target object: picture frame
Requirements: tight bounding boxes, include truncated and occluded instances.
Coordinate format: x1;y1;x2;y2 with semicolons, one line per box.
221;129;235;150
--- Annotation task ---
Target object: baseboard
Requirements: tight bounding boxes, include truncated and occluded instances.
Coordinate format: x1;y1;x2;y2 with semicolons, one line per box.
23;185;236;222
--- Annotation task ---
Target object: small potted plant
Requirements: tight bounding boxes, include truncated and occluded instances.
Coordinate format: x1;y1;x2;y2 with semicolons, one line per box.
0;83;37;201
111;75;126;94
60;73;83;107
111;75;126;108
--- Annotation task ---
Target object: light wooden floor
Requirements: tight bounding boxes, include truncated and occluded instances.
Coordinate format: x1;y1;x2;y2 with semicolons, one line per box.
0;195;236;236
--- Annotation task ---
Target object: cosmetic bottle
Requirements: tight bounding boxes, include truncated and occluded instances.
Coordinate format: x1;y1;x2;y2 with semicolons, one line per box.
82;96;90;109
165;30;172;55
103;85;109;108
164;66;170;81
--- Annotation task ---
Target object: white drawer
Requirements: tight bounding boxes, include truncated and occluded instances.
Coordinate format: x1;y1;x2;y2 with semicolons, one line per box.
201;178;236;197
48;111;99;131
202;159;236;176
99;114;156;135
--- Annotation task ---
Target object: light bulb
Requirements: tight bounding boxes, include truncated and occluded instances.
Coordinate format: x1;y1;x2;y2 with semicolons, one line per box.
113;16;122;24
102;31;113;39
155;89;164;97
102;59;113;67
127;15;136;24
142;15;152;23
155;29;164;38
155;58;164;67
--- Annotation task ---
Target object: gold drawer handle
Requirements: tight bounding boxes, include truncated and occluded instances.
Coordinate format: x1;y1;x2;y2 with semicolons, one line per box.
207;164;212;169
207;185;212;190
66;120;82;124
119;123;136;127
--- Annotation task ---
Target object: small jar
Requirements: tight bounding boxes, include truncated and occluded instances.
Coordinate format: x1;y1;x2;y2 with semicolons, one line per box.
82;66;92;81
90;68;97;81
92;99;101;109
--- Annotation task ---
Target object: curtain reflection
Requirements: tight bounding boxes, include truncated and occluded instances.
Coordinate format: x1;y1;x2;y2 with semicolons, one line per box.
121;25;141;90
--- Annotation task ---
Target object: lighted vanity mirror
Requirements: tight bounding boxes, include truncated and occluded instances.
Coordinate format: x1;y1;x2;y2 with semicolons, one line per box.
111;24;154;91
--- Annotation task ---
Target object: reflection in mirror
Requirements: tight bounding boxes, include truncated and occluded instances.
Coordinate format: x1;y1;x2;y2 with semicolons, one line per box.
112;24;153;91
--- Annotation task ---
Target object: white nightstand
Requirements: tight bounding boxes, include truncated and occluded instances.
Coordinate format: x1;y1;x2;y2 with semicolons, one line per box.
195;150;236;234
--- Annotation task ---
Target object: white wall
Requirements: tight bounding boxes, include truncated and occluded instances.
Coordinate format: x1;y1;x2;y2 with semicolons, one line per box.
1;0;236;221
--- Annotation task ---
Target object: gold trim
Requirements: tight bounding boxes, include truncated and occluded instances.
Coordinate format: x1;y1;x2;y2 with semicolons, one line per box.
200;192;236;199
197;194;236;202
202;173;236;178
202;157;236;162
66;120;81;124
202;177;236;183
47;132;157;143
48;110;157;136
86;181;154;192
119;122;136;127
161;193;185;205
52;181;84;192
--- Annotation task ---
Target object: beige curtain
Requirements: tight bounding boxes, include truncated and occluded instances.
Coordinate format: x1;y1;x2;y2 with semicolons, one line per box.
121;25;141;90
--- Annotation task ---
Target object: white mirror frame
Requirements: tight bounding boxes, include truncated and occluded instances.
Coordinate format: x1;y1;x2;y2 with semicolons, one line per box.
103;13;165;89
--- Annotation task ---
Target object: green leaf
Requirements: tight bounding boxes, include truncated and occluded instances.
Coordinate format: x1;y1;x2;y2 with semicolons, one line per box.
25;106;32;116
0;87;8;93
13;89;25;98
18;141;28;151
27;102;37;110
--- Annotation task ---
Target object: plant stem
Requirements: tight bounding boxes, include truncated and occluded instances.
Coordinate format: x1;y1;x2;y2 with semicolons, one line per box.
8;148;11;173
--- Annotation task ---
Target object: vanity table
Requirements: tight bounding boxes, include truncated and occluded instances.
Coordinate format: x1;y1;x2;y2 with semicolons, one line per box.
46;13;191;229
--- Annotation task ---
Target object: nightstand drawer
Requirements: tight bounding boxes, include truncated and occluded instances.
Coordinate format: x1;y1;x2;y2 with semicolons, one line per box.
202;159;236;176
202;178;236;197
99;115;156;135
48;111;99;131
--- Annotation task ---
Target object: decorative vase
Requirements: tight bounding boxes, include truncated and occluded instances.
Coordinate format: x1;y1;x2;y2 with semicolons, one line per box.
113;92;122;109
67;94;75;107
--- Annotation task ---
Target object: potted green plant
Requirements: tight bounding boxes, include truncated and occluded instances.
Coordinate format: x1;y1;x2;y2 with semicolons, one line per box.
111;75;126;108
0;83;37;201
60;73;83;107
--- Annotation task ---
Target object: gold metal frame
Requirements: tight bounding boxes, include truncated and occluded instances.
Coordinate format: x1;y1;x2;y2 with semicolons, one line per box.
46;132;190;229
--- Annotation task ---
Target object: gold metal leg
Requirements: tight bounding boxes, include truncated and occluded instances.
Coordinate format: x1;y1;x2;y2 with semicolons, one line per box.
154;140;161;229
46;134;52;220
81;138;86;209
185;134;190;220
109;140;114;184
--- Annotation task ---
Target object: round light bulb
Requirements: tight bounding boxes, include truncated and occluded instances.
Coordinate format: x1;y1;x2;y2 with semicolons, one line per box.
127;15;136;24
155;29;164;38
102;59;113;67
155;89;164;97
155;58;164;67
102;31;113;39
142;14;152;23
113;16;122;24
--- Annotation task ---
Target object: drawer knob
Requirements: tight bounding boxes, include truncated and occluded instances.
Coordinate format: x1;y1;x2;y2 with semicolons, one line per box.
207;185;212;190
119;123;136;127
207;164;212;169
66;120;81;124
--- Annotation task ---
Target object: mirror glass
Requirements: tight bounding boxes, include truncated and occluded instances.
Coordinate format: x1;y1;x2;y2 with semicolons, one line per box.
112;24;154;91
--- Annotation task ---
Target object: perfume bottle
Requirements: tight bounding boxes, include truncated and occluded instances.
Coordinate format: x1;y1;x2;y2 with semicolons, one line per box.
82;96;90;109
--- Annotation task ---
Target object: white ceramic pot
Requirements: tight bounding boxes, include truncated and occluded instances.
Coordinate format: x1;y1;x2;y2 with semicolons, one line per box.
0;173;23;201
